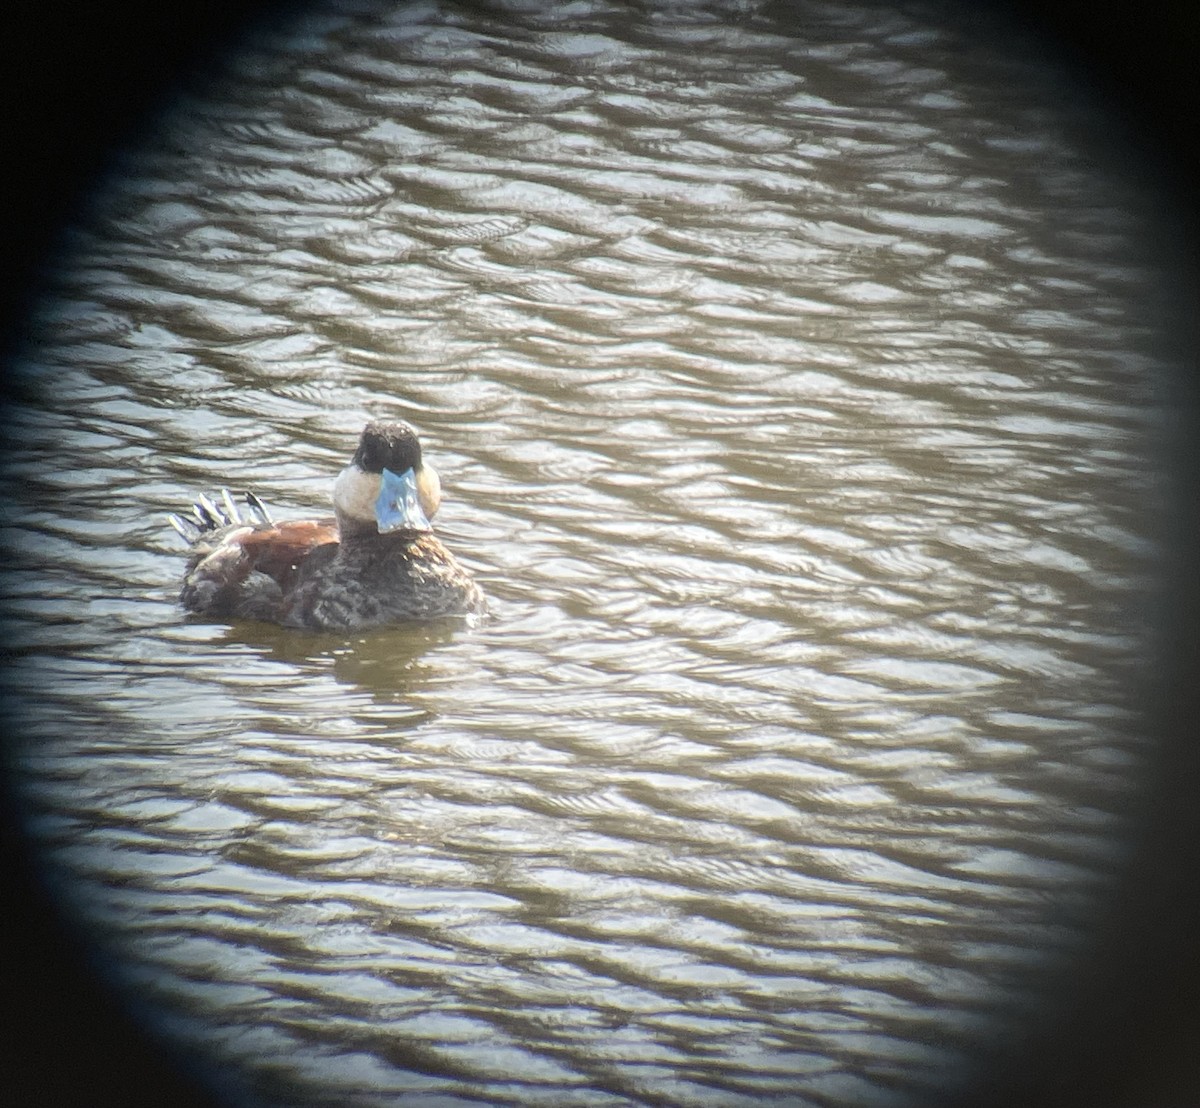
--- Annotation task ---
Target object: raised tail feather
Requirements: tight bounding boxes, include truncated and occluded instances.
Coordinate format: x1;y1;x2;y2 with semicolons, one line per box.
168;489;274;543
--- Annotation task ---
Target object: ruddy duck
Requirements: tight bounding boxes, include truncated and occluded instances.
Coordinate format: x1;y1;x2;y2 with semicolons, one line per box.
170;420;486;630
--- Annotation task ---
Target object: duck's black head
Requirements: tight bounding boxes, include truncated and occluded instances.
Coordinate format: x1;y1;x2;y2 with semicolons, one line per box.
351;420;423;476
333;420;443;533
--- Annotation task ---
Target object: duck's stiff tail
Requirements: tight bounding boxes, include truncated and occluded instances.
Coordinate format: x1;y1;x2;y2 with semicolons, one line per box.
168;489;274;544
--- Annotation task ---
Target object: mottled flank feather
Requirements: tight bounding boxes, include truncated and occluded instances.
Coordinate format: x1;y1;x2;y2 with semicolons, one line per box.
283;531;484;629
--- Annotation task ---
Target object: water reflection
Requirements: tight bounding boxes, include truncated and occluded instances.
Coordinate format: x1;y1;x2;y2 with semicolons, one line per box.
1;0;1177;1105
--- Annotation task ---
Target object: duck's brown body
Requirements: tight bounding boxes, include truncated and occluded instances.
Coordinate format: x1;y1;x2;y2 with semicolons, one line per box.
172;421;486;631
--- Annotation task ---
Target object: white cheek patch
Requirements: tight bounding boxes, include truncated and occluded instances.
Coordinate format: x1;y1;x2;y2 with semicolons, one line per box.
375;467;433;533
416;463;441;520
332;465;381;523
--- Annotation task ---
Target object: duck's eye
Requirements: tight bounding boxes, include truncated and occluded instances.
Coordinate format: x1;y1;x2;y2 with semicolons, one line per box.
374;467;432;533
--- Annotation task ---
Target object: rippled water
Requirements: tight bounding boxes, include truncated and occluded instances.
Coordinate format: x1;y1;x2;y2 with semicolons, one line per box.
0;1;1178;1105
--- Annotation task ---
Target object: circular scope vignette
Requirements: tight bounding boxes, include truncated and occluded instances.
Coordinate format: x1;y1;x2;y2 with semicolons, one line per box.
2;3;1197;1108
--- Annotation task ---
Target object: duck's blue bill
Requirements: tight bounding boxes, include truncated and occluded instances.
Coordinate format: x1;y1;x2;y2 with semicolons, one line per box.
375;467;432;533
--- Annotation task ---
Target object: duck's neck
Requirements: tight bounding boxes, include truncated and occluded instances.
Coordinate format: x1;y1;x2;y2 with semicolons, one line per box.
335;510;424;547
335;511;380;544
